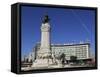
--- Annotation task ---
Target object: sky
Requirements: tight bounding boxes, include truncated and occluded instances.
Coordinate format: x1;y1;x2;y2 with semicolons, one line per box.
21;6;95;57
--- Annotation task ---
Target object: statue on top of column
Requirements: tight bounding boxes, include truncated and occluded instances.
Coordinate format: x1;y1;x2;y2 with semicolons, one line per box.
42;15;50;23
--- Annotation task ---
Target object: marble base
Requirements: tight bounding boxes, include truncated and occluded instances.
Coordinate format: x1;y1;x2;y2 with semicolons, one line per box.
32;58;54;68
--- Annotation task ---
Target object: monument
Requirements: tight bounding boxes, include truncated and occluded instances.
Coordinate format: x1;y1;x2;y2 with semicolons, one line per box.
32;15;55;68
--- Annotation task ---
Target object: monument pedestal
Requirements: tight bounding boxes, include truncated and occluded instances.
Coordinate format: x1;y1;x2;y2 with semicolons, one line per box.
32;58;53;68
32;49;55;68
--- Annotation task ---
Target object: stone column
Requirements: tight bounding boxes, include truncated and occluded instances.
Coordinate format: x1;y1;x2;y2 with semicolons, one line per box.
32;15;53;68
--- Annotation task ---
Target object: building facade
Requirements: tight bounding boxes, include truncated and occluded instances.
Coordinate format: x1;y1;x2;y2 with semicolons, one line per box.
33;42;90;60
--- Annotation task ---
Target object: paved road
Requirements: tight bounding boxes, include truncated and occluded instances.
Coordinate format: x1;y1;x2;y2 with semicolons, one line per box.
21;64;92;71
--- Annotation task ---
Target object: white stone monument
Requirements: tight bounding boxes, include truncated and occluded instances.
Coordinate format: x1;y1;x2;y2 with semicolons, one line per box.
32;15;54;68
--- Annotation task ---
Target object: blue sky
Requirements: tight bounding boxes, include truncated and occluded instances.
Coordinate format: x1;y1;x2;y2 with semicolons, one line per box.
21;6;95;57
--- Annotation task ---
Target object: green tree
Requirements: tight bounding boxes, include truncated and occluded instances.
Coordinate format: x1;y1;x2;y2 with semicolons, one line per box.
70;56;77;64
60;53;66;65
70;56;77;61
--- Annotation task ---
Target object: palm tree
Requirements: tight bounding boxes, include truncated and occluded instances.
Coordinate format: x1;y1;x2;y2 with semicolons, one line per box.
60;53;66;65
